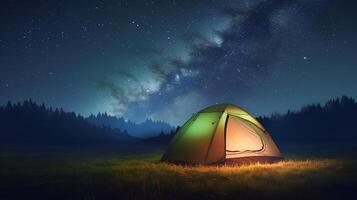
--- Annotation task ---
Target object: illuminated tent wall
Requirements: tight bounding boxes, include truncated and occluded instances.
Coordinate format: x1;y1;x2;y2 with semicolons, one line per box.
161;104;283;165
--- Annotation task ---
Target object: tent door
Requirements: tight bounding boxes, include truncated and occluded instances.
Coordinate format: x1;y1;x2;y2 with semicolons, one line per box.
225;115;264;158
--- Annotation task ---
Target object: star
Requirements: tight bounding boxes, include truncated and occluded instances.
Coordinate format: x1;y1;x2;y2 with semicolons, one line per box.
175;74;180;82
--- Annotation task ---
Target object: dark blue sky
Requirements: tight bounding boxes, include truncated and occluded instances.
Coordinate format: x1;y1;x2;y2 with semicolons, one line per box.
1;0;357;125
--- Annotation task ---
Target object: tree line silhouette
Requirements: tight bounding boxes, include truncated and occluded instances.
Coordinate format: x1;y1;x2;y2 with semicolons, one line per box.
1;96;356;146
0;100;134;145
259;96;357;145
87;113;173;138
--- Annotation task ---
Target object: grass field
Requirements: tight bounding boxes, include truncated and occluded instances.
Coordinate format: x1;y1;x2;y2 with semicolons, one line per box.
1;147;357;200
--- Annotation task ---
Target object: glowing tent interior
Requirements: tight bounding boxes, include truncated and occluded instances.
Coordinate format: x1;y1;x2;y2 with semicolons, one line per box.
161;103;283;165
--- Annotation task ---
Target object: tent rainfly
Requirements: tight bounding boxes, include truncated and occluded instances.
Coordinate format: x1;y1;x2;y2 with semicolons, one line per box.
161;103;283;165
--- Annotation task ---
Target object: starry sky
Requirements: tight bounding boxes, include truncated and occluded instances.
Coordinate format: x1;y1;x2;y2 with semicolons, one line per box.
1;0;357;125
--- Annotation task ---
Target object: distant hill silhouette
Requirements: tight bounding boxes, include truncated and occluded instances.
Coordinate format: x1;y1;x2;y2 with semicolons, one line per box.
0;100;135;145
259;96;357;145
87;113;174;138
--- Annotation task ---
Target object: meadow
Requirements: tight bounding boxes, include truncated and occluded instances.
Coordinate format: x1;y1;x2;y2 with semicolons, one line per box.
1;145;357;200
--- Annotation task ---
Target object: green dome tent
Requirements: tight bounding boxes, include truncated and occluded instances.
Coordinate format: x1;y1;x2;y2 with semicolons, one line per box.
161;103;283;165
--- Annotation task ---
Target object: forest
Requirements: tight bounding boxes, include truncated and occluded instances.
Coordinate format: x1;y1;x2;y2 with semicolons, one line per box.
1;96;356;147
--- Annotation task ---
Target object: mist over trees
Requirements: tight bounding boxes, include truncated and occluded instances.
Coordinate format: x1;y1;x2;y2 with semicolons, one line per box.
87;113;173;138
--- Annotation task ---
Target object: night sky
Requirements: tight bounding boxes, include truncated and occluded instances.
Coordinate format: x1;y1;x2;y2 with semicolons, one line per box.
1;0;357;125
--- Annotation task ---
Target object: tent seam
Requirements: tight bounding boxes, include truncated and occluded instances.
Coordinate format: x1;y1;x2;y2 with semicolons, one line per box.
204;112;224;164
